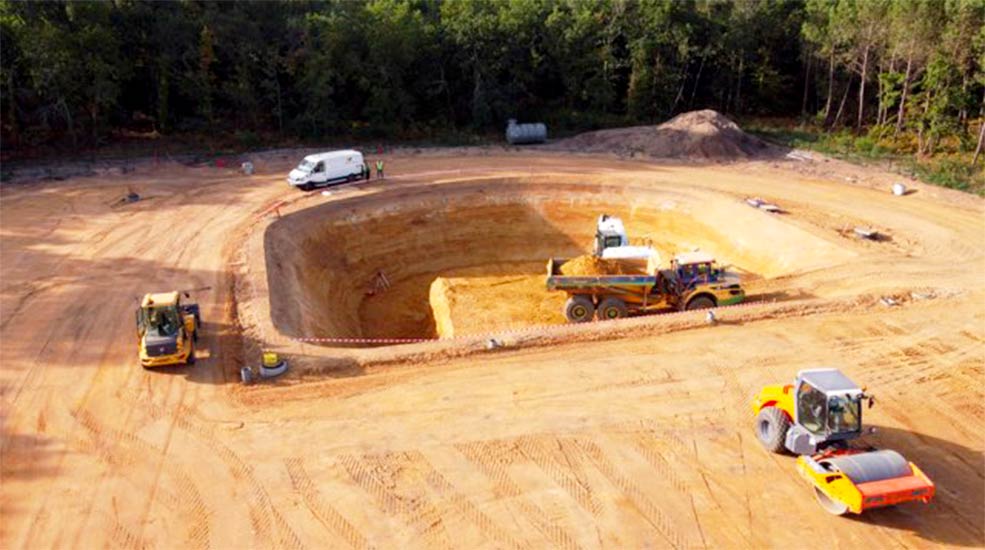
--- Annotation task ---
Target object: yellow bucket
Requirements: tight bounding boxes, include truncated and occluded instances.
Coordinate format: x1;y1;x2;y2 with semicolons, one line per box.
262;352;280;368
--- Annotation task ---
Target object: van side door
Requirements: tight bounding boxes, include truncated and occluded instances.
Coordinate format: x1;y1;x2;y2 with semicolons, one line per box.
313;162;327;183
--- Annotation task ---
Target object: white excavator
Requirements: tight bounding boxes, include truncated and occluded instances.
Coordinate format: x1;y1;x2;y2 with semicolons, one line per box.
593;214;655;259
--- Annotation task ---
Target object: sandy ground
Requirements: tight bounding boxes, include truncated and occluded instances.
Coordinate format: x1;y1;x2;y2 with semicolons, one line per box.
1;148;983;549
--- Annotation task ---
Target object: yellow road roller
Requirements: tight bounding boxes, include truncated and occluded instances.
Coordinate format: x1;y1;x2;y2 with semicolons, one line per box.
752;368;935;515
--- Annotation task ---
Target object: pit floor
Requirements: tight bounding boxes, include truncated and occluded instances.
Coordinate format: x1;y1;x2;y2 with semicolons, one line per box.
1;150;983;548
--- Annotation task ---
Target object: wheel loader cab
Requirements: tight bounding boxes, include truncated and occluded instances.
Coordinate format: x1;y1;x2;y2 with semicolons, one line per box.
137;291;199;368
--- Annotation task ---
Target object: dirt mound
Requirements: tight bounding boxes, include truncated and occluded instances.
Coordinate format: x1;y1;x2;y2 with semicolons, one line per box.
559;255;636;276
547;109;781;160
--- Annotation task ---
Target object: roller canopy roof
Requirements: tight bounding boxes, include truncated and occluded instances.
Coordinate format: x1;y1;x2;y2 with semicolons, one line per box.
798;368;861;393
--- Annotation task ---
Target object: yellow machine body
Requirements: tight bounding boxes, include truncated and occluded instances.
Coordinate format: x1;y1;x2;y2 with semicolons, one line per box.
751;369;935;515
750;383;794;418
137;291;200;368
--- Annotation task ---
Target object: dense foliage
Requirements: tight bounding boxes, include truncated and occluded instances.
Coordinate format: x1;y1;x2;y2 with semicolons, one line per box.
2;0;983;164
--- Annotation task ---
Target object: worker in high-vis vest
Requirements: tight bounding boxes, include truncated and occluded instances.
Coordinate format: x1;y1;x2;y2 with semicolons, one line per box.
376;160;384;179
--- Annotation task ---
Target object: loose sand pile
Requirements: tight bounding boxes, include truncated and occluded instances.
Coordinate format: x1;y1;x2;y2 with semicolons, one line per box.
430;274;565;338
547;109;781;160
558;255;643;276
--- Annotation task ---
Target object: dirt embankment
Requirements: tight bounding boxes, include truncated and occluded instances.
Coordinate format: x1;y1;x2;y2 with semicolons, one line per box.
547;109;784;160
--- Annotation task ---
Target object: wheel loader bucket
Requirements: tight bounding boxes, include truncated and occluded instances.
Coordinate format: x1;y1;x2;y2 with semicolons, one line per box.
797;450;934;514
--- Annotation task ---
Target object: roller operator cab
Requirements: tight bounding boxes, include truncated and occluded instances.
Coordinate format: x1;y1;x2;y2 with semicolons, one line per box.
752;368;935;515
136;291;200;368
287;150;365;191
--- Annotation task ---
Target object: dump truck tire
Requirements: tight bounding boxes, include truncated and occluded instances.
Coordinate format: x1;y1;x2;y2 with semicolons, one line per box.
686;295;715;310
564;296;595;323
756;407;790;453
597;297;628;320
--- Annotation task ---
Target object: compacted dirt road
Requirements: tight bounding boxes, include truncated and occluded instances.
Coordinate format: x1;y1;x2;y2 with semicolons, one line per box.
1;150;982;548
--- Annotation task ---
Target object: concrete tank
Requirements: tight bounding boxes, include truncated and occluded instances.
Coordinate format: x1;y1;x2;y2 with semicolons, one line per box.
506;118;547;145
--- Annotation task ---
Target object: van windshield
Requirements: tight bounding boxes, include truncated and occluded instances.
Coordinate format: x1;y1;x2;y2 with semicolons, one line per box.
298;160;315;172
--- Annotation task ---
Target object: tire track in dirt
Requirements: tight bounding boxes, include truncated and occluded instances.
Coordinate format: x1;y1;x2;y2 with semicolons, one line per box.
403;450;525;549
284;458;369;549
570;438;688;549
67;406;213;549
514;436;604;521
112;386;302;549
177;413;304;549
456;440;582;550
109;516;150;550
337;452;451;548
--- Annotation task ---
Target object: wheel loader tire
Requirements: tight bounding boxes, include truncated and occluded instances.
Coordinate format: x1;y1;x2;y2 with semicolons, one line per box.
564;296;595;323
597;297;628;321
686;295;715;310
755;407;790;453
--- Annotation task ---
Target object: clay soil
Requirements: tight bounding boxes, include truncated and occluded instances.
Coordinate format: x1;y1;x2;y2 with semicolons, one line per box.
1;146;983;548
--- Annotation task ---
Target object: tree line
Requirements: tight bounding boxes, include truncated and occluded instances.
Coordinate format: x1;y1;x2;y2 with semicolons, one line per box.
1;0;983;161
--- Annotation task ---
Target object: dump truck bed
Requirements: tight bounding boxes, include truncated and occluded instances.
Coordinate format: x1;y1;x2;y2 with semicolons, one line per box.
546;257;657;288
546;257;671;308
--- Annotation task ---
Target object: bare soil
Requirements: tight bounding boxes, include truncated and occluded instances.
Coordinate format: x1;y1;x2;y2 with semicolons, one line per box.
1;145;983;548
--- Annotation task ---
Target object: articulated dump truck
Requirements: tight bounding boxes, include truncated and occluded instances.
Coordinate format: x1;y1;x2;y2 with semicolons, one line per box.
546;251;745;323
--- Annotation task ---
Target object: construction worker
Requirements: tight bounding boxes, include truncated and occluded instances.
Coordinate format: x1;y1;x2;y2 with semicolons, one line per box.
363;161;371;180
376;159;384;179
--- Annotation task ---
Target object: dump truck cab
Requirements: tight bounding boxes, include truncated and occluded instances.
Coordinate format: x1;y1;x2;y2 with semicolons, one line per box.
752;368;934;515
593;214;628;256
136;291;200;368
666;252;744;310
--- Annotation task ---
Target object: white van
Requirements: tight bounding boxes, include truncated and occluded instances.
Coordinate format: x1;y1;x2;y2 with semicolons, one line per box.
287;150;366;191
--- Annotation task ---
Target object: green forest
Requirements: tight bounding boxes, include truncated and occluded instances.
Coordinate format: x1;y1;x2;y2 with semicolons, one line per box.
2;0;984;189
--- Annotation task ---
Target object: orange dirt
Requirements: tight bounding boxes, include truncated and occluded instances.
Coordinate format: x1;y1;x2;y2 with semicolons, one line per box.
429;271;565;338
1;148;983;548
558;254;639;276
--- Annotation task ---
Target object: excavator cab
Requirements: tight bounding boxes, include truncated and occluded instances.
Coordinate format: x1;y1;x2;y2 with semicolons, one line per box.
752;368;934;515
593;214;628;256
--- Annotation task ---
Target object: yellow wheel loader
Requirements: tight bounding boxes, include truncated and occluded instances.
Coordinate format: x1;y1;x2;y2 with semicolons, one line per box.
136;291;200;368
751;368;934;515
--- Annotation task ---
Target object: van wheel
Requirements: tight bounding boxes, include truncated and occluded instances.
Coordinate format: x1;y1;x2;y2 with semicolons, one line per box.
299;183;313;192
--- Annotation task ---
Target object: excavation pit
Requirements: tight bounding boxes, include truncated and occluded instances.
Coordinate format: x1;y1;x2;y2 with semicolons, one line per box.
264;178;856;344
